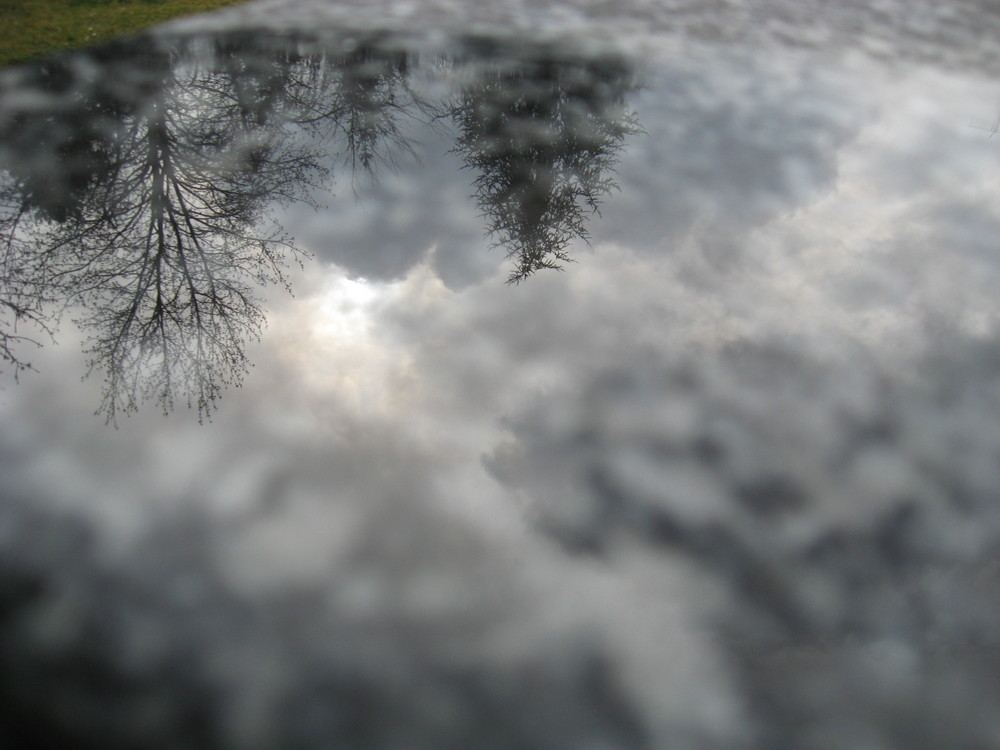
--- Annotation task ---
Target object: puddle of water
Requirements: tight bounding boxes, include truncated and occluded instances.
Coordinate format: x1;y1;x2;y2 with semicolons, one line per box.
3;19;1000;750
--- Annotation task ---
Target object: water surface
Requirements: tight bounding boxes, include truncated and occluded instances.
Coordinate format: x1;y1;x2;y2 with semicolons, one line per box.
3;16;1000;750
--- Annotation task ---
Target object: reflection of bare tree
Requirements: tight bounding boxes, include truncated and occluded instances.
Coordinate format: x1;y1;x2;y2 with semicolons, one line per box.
71;95;309;420
0;175;52;377
0;34;642;419
0;38;369;421
450;53;642;283
0;52;137;378
6;45;330;422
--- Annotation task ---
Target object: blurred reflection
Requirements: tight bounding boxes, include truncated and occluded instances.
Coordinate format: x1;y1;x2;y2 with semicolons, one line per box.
0;34;641;420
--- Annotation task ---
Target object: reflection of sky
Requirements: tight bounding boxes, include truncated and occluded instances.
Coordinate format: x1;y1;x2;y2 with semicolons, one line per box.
5;29;1000;743
5;33;1000;587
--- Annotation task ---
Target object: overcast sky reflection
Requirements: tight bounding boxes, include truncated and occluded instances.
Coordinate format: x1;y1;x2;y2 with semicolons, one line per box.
1;32;999;532
6;16;1000;747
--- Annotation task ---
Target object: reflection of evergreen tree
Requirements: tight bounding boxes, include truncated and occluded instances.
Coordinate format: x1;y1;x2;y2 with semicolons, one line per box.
450;54;642;283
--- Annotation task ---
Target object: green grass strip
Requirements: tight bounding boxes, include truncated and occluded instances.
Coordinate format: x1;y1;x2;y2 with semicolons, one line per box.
0;0;247;67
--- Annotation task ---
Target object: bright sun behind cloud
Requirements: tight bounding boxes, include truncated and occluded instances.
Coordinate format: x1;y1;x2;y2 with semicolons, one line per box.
313;274;382;340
